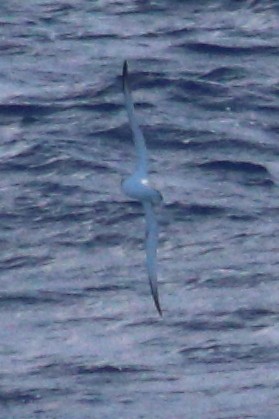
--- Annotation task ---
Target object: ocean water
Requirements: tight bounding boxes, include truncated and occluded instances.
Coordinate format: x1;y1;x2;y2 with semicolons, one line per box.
1;1;279;417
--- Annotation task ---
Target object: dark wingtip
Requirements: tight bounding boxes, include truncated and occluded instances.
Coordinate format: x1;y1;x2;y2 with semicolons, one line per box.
153;292;163;317
157;303;163;317
123;60;128;76
122;60;128;91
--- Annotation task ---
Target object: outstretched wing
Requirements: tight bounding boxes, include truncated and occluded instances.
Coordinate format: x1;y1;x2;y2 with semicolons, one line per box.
143;201;162;316
122;61;148;175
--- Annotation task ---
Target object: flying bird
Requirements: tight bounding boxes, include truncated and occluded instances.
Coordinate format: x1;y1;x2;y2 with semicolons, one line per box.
121;60;163;316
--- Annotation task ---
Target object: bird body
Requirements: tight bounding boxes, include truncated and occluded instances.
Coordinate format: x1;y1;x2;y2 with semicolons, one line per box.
122;175;162;204
121;61;163;316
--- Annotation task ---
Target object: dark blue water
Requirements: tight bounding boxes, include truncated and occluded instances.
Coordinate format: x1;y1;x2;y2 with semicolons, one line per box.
1;1;279;417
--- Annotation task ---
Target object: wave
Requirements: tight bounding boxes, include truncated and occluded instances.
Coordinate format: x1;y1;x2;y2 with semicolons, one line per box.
0;389;38;406
180;41;278;56
199;159;274;186
0;103;59;120
166;201;226;220
199;159;269;174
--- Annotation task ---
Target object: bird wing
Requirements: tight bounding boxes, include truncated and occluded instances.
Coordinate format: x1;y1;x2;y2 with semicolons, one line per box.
143;201;162;316
122;61;148;175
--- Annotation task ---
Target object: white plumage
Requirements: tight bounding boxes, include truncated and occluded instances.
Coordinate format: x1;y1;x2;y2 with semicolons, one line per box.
121;61;163;316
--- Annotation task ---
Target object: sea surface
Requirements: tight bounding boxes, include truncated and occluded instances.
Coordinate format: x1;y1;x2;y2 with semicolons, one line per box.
1;1;279;418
